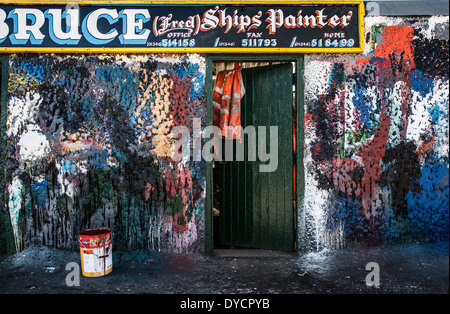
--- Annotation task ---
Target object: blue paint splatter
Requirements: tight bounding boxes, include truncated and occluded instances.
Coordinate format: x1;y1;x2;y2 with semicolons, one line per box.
427;103;442;125
175;63;205;100
411;70;434;97
327;196;365;238
19;61;46;82
88;148;110;170
60;158;77;174
32;180;48;209
406;161;449;241
351;73;376;132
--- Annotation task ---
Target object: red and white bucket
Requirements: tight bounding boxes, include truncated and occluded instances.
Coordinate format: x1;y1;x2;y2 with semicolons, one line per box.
79;228;113;277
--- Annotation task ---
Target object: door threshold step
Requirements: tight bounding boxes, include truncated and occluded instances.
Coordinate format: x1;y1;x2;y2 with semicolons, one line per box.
214;249;296;258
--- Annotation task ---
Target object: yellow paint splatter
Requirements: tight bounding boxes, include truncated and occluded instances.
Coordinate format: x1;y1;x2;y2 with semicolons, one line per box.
138;71;175;158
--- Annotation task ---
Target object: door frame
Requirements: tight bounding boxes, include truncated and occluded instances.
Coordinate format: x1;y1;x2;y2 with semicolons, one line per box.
205;54;305;255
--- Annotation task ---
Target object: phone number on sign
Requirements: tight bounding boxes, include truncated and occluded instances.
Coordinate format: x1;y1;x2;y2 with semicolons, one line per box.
161;39;196;47
241;38;277;47
311;38;355;48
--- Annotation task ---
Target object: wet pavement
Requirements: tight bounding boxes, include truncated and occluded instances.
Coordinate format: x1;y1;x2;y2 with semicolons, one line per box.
0;241;448;295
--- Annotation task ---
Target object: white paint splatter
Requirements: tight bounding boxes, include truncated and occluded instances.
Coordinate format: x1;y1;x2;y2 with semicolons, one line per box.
429;78;449;160
7;91;42;137
303;58;333;102
302;115;331;250
8;177;24;253
418;16;449;39
163;218;199;253
18;129;50;162
304;178;331;250
387;81;408;149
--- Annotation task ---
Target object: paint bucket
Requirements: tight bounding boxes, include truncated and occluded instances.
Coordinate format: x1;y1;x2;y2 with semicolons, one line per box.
79;228;113;277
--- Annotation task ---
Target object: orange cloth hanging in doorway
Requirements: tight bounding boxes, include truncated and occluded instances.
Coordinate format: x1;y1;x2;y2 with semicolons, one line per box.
213;62;245;139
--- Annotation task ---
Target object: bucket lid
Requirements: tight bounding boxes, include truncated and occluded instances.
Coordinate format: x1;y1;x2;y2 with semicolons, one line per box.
79;227;111;237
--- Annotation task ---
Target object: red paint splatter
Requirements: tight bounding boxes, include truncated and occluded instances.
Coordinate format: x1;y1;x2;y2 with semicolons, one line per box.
374;26;415;67
169;75;204;132
304;113;313;128
162;162;195;233
357;112;391;219
144;183;154;201
417;136;435;161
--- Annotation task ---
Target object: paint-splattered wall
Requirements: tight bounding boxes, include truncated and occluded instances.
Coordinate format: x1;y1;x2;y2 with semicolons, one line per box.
1;54;206;254
302;16;449;250
1;16;448;256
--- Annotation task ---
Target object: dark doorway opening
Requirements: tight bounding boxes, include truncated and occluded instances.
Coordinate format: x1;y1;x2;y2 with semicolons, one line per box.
212;61;297;252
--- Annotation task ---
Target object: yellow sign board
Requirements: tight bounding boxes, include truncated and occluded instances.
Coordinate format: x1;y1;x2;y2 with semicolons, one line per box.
0;1;365;53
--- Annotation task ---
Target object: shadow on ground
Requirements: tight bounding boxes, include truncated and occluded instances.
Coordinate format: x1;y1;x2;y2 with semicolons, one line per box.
0;241;448;294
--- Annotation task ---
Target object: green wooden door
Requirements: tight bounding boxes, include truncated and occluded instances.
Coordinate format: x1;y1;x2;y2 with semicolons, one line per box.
219;63;294;251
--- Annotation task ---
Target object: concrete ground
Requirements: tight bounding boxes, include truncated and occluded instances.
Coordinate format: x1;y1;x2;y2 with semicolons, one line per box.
0;241;448;296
